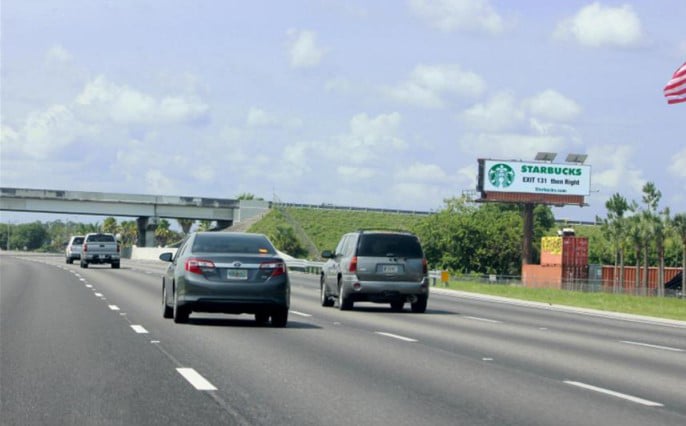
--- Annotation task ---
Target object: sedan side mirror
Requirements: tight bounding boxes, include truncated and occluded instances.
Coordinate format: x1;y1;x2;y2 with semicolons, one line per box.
159;252;174;262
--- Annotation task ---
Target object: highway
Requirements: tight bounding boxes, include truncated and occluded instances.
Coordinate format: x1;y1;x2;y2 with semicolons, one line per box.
2;253;685;425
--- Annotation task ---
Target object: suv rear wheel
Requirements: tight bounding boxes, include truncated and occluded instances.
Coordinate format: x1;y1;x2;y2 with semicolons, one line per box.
320;276;334;307
338;281;353;311
411;295;427;313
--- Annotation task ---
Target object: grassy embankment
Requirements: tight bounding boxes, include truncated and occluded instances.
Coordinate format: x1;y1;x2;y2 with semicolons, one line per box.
250;208;685;321
440;281;685;321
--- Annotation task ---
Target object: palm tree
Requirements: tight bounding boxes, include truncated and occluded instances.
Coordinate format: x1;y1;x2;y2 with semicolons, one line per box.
177;218;195;235
673;213;686;299
641;182;662;296
605;193;629;293
626;213;643;295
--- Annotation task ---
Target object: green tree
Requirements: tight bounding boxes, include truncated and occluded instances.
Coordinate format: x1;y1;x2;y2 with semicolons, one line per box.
197;220;214;231
177;218;195;235
603;193;629;292
102;217;119;234
12;222;49;251
672;213;686;298
270;225;308;258
119;221;138;247
154;219;175;246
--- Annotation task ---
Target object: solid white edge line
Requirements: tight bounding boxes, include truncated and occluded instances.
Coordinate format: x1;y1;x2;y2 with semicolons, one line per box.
620;341;684;352
375;332;418;342
564;381;663;407
290;310;312;317
130;325;148;334
177;368;217;391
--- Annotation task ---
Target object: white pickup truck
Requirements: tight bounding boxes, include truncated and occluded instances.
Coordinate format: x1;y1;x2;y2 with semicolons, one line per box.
80;233;121;269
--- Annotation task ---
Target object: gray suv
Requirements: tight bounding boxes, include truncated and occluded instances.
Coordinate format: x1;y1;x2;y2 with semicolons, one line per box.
321;230;429;312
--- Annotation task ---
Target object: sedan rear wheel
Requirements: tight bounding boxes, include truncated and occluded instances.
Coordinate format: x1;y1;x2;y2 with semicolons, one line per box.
162;284;173;319
173;288;189;323
255;312;269;325
271;307;288;327
390;301;404;312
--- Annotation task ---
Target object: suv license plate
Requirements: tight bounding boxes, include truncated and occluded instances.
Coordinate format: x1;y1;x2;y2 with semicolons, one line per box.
227;269;248;280
382;265;399;273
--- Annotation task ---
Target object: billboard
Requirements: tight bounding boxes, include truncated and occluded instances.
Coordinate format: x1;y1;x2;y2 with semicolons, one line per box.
479;160;591;196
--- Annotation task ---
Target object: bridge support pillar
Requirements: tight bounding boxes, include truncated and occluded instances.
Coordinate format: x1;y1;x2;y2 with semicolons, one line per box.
136;217;159;247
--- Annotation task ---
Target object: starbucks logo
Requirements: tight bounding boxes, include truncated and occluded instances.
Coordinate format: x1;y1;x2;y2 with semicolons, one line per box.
488;163;515;188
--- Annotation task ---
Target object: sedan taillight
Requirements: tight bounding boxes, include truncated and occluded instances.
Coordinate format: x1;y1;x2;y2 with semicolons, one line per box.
260;261;286;277
185;258;216;274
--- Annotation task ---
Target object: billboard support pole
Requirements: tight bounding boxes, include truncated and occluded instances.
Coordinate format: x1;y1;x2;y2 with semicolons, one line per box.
522;203;534;265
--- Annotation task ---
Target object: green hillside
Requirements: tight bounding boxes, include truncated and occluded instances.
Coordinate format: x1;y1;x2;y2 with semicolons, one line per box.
248;207;426;258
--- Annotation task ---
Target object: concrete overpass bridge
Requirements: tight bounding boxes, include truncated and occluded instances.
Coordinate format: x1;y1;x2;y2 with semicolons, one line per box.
0;187;269;246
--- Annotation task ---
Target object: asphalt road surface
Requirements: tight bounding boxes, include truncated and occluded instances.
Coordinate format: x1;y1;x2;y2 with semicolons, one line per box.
2;253;685;425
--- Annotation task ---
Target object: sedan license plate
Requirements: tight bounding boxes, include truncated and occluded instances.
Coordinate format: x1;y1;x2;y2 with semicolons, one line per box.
227;269;248;280
381;265;399;273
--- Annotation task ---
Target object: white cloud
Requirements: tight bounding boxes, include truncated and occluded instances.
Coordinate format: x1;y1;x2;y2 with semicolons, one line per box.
286;29;327;68
15;105;95;159
145;169;174;194
669;146;686;178
554;3;646;48
587;144;644;194
409;0;504;34
246;107;302;128
460;92;524;131
45;45;73;64
396;162;449;183
386;64;486;108
524;90;581;123
76;76;209;125
459;132;566;160
337;166;376;180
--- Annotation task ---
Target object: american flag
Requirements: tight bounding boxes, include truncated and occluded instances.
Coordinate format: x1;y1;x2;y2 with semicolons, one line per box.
664;62;686;104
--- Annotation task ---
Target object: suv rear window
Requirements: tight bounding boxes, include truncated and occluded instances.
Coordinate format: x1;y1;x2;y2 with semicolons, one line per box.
87;234;115;242
357;234;423;258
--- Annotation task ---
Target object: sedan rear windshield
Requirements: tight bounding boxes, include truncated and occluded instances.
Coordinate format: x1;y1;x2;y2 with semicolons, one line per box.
72;237;84;244
192;234;276;255
357;234;423;258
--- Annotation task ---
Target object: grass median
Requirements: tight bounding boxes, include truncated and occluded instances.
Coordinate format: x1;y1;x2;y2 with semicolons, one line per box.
438;281;686;322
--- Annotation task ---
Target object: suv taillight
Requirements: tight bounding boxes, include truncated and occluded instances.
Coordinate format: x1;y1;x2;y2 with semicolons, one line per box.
260;261;286;277
422;258;428;274
349;256;358;273
82;244;87;252
185;258;215;274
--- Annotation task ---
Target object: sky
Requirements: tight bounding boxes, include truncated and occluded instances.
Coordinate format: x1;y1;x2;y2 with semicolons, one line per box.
1;0;685;225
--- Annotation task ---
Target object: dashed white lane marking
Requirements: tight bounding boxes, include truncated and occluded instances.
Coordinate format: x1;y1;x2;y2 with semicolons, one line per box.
94;293;103;297
108;305;120;311
86;284;93;288
539;327;548;330
177;368;217;391
620;341;684;352
131;325;148;334
79;278;86;282
465;316;501;323
290;310;312;317
564;381;663;407
375;332;418;342
482;357;494;361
